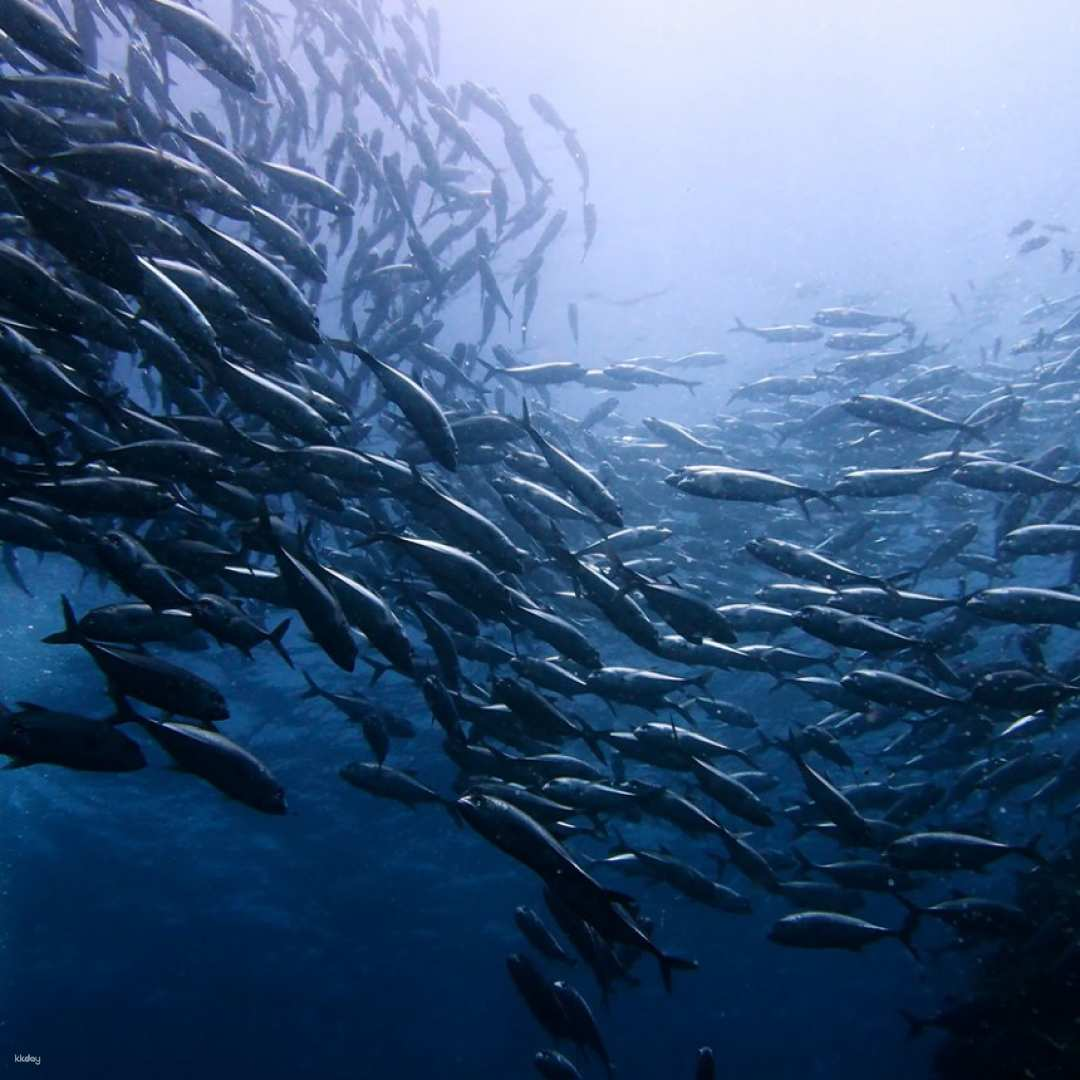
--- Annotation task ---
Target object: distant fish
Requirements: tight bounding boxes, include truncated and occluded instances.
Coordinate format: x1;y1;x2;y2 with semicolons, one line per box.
581;285;674;308
1020;292;1080;322
563;129;590;195
529;92;571;134
582;200;597;261
813;307;909;329
662;350;727;369
730;317;823;343
1016;235;1050;255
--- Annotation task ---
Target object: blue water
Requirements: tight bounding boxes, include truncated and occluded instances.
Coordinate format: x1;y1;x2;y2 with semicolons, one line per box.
5;557;936;1078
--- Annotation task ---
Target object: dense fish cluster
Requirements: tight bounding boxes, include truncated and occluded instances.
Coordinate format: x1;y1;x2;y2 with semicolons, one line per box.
2;0;1079;1076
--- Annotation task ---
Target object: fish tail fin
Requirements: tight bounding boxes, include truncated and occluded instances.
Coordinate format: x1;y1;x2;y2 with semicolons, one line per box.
921;650;960;686
658;952;698;993
791;845;815;875
729;316;747;333
255;499;277;547
299;670;323;699
226;421;278;461
110;694;142;727
441;797;464;828
364;656;391;685
894;893;923;960
36;430;63;479
1020;832;1047;866
606;551;648;592
960;420;991;444
268;617;293;667
755;729;778;753
897;928;920;962
900;1009;927;1040
578;719;609;765
58;595;82;641
774;728;801;759
819;489;841;512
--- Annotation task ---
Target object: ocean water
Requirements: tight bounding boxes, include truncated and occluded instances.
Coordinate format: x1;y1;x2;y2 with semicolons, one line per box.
7;567;942;1079
3;1;1080;1077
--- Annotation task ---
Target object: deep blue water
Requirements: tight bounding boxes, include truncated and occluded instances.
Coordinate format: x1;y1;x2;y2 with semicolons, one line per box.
2;558;956;1079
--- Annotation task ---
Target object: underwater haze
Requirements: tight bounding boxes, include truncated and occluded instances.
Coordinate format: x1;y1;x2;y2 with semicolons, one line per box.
2;0;1080;1078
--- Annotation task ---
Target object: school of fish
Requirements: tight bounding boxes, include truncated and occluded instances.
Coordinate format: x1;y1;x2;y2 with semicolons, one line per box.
0;0;1078;1076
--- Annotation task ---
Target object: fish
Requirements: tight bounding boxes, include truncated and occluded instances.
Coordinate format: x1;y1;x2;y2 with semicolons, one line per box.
886;831;1045;871
0;700;145;771
768;911;919;959
534;1050;582;1078
269;529;358;672
519;399;623;527
529;93;571;134
813;308;910;329
842;394;989;441
122;700;285;813
582;201;597;260
0;0;85;74
552;980;615;1079
1017;235;1050;255
47;597;228;723
696;1048;716;1080
137;0;257;93
665;465;836;518
458;793;697;990
514;905;576;965
340;762;459;823
339;342;458;470
730;317;824;343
